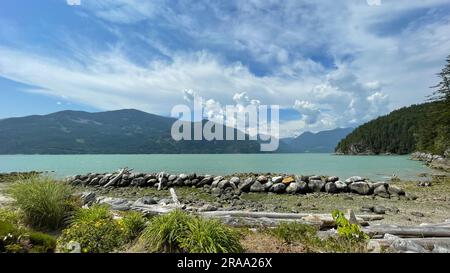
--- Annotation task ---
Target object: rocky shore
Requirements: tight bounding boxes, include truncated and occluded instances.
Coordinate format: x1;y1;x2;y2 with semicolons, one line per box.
68;169;406;199
411;151;450;172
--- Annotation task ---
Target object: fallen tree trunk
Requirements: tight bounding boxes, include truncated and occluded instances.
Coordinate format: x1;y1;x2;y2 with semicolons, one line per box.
199;211;383;221
365;225;450;238
104;168;127;187
372;237;450;249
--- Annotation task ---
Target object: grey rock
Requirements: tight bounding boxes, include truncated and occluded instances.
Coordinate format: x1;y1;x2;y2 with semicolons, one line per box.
374;185;390;198
257;175;268;183
373;205;386;214
285;183;299;194
71;179;83;186
198;204;218;212
218;180;230;189
133;196;158;206
388;185;405;196
131;177;146;187
271;183;286;194
238;177;254;192
78;192;96;206
326;176;339;182
98;197;131;211
211;187;222;196
308;180;325;192
349;182;371;195
335;181;348;192
211;180;220;188
250;181;265;192
198;176;213;186
271;176;283;183
263;181;274;191
147;178;157;186
168;174;178;181
411;211;425;217
179;173;188;180
325;182;338;193
296;181;308;193
309;175;321;181
229;177;240;185
213;176;224;181
345;176;365;184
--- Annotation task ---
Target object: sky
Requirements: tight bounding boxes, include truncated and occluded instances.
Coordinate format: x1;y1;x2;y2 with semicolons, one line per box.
0;0;449;137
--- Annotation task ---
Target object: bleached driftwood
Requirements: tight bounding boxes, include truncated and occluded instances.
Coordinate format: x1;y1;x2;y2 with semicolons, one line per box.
199;211;383;221
169;188;181;206
104;168;127;187
365;224;450;238
372;237;450;249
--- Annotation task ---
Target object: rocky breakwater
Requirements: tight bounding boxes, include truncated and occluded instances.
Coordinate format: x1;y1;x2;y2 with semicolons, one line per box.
411;150;450;172
67;168;407;199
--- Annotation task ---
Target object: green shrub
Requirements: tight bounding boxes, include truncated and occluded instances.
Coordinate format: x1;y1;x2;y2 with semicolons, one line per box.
57;205;125;253
119;211;147;242
139;210;243;253
179;217;243;253
9;176;77;230
140;209;191;252
332;210;369;242
0;218;56;253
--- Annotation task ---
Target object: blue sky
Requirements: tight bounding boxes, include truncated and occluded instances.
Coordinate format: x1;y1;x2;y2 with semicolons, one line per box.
0;0;449;137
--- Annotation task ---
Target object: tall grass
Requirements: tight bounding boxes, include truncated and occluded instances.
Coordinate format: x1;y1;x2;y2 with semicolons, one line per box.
139;210;243;253
179;218;243;253
9;176;76;230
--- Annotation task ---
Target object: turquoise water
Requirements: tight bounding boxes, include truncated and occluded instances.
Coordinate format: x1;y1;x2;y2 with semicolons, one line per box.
0;154;440;181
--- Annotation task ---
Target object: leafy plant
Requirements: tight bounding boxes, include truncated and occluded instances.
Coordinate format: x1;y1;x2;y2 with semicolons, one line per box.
57;205;125;253
332;210;369;242
179;217;243;253
9;176;77;230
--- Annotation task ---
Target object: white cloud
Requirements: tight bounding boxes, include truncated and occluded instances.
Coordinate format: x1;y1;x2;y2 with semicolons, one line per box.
2;0;450;137
66;0;81;6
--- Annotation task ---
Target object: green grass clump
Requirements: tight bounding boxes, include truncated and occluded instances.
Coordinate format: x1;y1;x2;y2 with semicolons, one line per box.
57;205;125;253
8;176;77;230
140;209;191;252
119;211;147;242
139;210;243;253
179;218;243;253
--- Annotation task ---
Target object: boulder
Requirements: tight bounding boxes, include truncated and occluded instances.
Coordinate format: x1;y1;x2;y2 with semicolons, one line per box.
238;177;254;192
326;176;339;182
250;181;265;192
374;185;390;198
308;180;325;192
77;192;96;206
168;174;178;181
388;185;405;196
256;175;268;183
229;177;240;185
345;176;365;184
335;181;348;192
271;183;286;194
373;205;386;215
282;176;295;184
349;182;371;195
211;180;220;188
131;177;146;187
147;178;157;186
324;182;338;193
133;196;158;206
211;187;222;196
296;181;308;193
285;183;300;194
218;180;230;189
271;176;283;183
198;176;213;186
309;175;321;181
179;173;188;180
263;181;273;191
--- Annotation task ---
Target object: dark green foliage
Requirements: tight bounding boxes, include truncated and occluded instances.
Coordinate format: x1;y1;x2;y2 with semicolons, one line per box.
119;211;147;242
335;101;449;155
0;109;261;154
139;210;243;253
0;209;57;253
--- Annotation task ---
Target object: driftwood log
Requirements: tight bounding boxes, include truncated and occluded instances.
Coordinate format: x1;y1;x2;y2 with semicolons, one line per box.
104;168;128;187
365;224;450;238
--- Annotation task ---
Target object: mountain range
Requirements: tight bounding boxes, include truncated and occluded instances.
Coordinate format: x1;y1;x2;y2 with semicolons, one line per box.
0;109;352;154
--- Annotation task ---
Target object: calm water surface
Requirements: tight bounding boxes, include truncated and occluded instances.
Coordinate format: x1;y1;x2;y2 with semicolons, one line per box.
0;154;440;181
